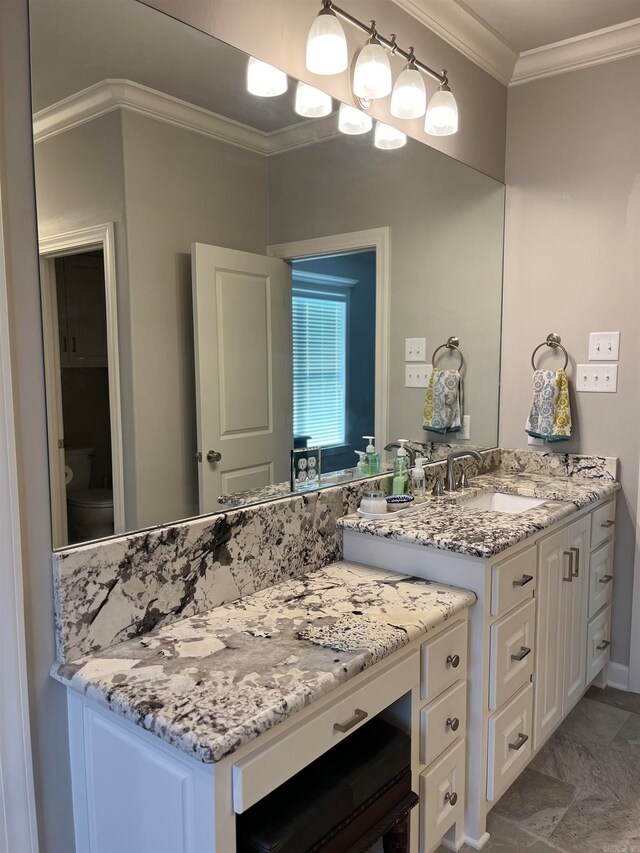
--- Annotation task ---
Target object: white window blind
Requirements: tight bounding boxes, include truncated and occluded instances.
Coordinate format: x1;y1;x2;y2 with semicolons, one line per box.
292;289;347;447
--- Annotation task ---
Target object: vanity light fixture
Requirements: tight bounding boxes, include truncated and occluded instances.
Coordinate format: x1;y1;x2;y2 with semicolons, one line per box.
306;3;349;75
305;0;458;136
352;32;392;101
295;81;333;117
425;81;459;136
374;121;406;149
390;53;426;119
246;57;288;97
338;103;372;134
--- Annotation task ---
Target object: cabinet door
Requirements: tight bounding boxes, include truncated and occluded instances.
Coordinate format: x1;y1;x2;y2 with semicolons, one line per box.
59;254;108;366
534;528;568;749
563;515;590;714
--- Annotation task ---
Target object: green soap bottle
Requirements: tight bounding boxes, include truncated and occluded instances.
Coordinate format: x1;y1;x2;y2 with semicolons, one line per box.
363;435;380;476
392;440;409;495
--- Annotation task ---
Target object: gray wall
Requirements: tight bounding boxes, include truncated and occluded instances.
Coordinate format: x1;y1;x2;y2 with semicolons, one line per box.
120;111;269;528
268;134;505;449
501;57;640;667
0;0;75;850
141;0;508;182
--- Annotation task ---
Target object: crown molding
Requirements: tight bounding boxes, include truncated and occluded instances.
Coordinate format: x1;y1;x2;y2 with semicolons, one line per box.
32;79;340;155
511;17;640;86
390;0;517;85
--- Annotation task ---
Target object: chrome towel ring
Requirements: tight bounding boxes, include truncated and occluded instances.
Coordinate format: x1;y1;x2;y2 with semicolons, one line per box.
531;333;569;371
432;336;464;371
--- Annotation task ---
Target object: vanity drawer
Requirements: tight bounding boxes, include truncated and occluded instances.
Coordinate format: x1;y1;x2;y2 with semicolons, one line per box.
491;545;537;617
587;605;611;683
419;739;465;850
420;680;466;767
588;541;614;619
421;620;467;701
489;598;535;710
487;682;533;802
232;651;417;813
591;500;616;550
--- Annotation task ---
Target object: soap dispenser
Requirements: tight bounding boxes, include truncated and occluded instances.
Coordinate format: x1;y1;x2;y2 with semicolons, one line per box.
363;436;380;476
411;456;426;497
354;451;366;477
392;440;410;495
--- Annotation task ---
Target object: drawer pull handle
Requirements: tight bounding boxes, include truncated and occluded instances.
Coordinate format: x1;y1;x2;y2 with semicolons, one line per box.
444;791;458;807
509;732;529;751
563;551;574;583
512;574;534;587
333;708;368;733
601;520;615;528
596;639;611;651
570;547;580;577
511;646;531;662
599;575;613;585
446;717;460;732
446;654;461;668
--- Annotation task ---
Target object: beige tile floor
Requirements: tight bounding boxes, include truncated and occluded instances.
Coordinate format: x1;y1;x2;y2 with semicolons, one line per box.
437;686;640;853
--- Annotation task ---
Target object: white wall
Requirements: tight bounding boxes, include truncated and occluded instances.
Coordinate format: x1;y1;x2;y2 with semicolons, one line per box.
142;0;508;182
268;134;505;448
501;56;640;667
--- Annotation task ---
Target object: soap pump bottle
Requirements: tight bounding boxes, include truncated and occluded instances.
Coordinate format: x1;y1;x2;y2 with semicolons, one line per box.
411;456;426;497
354;451;366;477
363;436;380;476
392;440;410;495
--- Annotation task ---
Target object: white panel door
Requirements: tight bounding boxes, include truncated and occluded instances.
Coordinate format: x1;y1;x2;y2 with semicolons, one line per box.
534;528;567;749
563;515;590;714
192;244;293;512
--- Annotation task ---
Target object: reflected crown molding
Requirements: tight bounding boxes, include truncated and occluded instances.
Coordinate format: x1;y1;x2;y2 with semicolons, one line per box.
32;79;340;155
511;17;640;85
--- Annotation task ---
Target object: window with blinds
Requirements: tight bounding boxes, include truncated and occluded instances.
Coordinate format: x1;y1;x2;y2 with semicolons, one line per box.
292;288;347;447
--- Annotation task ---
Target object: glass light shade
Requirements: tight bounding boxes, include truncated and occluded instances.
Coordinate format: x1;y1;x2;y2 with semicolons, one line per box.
246;57;288;97
374;121;407;150
390;65;426;119
295;82;332;118
352;39;392;100
425;86;459;136
338;103;373;135
305;8;349;75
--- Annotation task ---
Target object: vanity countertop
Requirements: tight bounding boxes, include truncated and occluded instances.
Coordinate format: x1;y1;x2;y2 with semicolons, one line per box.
51;561;475;764
338;472;620;559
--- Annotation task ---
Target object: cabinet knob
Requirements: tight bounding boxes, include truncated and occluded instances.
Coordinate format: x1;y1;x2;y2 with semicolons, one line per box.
508;732;529;751
510;646;531;662
444;791;458;807
446;654;460;668
512;574;533;587
446;717;460;732
598;574;613;585
596;639;611;651
601;520;615;529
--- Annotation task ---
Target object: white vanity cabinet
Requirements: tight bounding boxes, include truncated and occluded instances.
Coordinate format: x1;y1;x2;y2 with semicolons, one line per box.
343;493;617;849
65;613;471;853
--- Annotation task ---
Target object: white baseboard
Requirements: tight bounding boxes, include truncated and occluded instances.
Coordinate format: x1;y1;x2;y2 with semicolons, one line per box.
607;662;630;691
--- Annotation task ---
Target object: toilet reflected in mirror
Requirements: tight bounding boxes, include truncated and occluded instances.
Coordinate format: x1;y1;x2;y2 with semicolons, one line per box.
65;447;114;543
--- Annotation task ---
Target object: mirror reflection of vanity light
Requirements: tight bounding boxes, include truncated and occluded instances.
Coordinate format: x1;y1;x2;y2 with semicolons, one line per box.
295;82;333;118
338;103;372;135
374;122;407;150
246;57;288;97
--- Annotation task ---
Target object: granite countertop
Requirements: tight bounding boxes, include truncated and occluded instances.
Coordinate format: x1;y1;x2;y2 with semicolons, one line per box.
338;472;621;559
51;562;475;764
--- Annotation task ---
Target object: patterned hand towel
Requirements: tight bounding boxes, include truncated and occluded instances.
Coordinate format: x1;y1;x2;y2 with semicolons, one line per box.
423;369;463;434
525;368;572;441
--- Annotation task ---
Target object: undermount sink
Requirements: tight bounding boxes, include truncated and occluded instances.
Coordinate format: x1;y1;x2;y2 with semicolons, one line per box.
461;491;551;514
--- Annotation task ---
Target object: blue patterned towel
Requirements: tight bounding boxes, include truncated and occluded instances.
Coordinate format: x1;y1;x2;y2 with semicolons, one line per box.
525;368;572;441
423;369;463;434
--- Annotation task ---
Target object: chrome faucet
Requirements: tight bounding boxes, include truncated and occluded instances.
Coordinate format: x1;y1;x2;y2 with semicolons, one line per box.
384;442;416;467
445;449;482;492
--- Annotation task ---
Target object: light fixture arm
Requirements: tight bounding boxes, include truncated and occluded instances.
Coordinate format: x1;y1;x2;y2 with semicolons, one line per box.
323;0;448;86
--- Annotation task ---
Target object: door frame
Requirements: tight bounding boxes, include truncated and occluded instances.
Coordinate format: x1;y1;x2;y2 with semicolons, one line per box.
0;184;39;852
39;223;125;544
268;227;390;452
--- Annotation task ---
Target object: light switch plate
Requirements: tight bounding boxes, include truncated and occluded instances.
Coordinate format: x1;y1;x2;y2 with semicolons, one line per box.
588;332;620;361
405;337;426;362
528;435;545;446
576;363;618;392
405;364;432;388
460;414;471;440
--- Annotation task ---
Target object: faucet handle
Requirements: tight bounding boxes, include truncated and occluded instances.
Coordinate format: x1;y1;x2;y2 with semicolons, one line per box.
457;468;470;490
431;476;445;497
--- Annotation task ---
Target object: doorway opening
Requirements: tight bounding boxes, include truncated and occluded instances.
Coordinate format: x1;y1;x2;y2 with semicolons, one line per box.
291;250;376;474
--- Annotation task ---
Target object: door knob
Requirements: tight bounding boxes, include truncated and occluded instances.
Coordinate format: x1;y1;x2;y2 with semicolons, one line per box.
207;450;222;463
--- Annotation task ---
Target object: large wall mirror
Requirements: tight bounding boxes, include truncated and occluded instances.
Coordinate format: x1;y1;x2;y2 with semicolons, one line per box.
29;0;505;549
